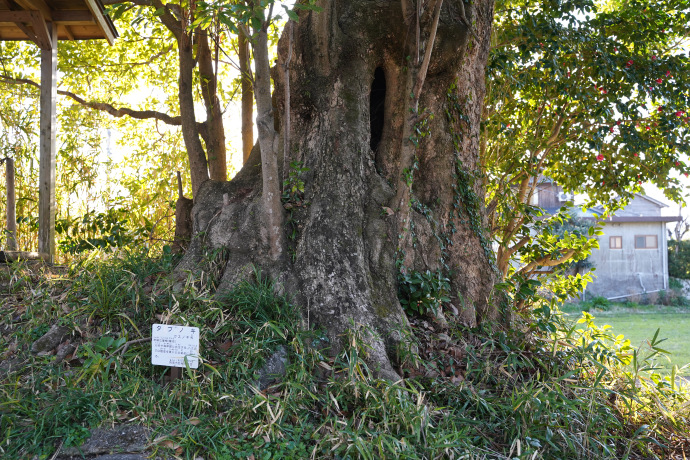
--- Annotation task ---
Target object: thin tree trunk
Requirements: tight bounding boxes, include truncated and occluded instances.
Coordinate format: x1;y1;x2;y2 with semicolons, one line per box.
178;31;210;196
251;26;285;261
5;157;17;251
198;31;227;181
239;33;254;165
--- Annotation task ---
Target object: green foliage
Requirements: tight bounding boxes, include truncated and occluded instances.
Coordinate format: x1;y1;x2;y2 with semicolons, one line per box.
669;240;690;279
77;335;128;383
669;277;684;290
581;295;612;312
487;0;690;206
281;161;308;202
398;269;450;316
57;208;152;254
1;252;690;459
486;0;690;318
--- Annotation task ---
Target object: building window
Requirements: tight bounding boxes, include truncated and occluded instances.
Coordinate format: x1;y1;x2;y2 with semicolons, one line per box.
609;236;622;249
635;235;658;249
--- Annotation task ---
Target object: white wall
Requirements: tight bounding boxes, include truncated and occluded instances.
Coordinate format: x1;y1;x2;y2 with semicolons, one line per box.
586;221;668;298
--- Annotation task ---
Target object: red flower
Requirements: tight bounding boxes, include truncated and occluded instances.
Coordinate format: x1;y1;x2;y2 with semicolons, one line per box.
626;60;633;67
616;121;622;125
658;107;663;112
652;55;657;60
666;70;672;77
685;173;689;178
676;162;681;166
646;126;650;130
597;154;604;161
676;111;683;117
610;127;614;132
656;78;663;84
634;153;639;157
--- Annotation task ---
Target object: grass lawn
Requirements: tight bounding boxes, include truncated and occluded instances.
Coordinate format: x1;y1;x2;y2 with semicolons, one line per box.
563;306;690;371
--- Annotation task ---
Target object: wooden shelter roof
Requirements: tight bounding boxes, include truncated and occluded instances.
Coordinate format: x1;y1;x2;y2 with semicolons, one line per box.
0;0;117;47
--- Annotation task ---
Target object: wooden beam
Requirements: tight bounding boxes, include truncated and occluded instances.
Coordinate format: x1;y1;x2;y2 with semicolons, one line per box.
62;23;74;40
83;0;114;44
0;10;41;45
52;10;95;23
0;10;34;22
13;0;52;20
29;10;51;49
0;10;50;48
37;21;56;263
5;158;17;251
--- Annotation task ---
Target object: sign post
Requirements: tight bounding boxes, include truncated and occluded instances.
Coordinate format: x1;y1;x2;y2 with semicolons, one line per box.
151;324;200;382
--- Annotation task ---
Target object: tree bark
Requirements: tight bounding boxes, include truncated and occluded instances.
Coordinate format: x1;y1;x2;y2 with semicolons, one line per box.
176;0;501;378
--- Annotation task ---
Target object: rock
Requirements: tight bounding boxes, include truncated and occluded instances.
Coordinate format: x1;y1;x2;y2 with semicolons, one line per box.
31;324;71;354
58;425;150;458
57;454;170;460
257;345;288;390
55;342;76;364
0;357;25;377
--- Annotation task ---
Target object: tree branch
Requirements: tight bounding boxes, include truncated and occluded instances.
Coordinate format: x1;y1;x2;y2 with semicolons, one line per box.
0;74;207;131
517;249;576;276
412;0;443;101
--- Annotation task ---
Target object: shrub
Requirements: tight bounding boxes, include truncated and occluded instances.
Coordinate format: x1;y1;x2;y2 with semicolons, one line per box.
668;240;690;280
397;269;450;316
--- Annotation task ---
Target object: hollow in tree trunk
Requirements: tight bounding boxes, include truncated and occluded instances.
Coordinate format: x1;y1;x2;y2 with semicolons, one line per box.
175;0;503;378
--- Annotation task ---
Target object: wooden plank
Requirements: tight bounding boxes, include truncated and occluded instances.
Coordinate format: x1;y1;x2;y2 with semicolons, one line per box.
5;158;17;251
37;21;56;263
83;0;113;44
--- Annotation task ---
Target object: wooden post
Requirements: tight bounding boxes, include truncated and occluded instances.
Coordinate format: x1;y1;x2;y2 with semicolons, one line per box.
5;158;17;251
38;23;57;263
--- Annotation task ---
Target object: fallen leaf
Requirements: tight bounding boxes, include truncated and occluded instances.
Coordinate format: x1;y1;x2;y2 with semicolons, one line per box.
217;341;234;352
186;417;201;426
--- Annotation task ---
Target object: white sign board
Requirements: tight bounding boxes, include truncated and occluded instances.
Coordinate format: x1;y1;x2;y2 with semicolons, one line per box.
151;324;200;369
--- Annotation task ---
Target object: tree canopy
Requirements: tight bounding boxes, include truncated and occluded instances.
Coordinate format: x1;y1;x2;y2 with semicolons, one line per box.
484;0;689;300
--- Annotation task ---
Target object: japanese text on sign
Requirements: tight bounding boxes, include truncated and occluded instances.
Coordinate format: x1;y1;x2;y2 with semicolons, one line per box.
151;324;200;369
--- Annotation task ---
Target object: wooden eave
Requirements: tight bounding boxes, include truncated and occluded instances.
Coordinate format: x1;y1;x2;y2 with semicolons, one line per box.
0;0;117;47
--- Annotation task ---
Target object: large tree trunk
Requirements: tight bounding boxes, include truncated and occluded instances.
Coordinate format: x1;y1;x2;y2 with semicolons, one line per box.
175;0;501;378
